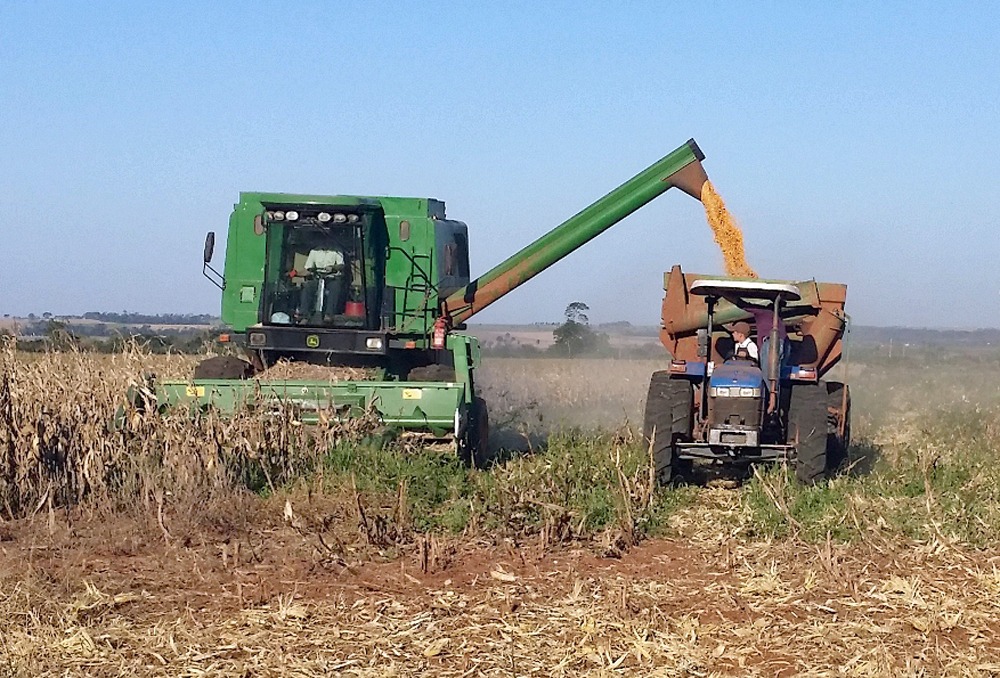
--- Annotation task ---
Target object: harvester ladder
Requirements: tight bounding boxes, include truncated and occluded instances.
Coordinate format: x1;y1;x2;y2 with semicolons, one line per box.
399;251;437;333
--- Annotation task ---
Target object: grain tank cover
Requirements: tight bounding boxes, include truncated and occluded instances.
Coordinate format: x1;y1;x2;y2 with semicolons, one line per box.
690;279;801;302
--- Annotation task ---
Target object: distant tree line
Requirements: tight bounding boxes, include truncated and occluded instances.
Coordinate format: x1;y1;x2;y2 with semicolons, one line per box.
80;311;218;325
10;319;216;339
1;320;220;355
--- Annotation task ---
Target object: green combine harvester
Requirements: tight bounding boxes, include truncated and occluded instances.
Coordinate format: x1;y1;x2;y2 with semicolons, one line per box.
159;139;710;462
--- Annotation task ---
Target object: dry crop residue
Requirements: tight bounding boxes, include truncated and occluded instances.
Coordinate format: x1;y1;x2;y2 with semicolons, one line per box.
701;181;757;278
260;360;377;382
4;519;1000;676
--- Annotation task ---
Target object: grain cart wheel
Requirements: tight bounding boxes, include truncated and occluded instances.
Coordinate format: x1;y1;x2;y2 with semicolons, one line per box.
825;382;851;472
459;397;490;468
789;381;829;484
642;372;693;484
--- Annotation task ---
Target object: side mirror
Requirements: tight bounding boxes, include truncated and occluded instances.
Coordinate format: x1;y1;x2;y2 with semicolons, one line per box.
201;231;224;290
203;232;216;263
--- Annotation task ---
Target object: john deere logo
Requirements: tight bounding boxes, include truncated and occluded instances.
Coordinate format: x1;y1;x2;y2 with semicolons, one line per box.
306;335;320;348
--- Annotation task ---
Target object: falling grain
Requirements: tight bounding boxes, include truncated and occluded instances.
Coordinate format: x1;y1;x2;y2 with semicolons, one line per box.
700;181;757;278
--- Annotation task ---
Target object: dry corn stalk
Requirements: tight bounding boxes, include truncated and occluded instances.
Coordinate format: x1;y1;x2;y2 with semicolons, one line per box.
0;343;379;519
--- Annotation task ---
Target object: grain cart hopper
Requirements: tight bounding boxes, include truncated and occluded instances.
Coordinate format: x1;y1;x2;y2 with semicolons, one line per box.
158;139;711;462
643;266;850;483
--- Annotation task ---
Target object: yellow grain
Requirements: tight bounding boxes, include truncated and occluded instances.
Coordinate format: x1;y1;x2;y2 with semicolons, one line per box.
700;181;757;278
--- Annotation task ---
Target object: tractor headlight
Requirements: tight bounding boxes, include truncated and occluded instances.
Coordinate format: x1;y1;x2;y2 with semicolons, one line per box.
365;337;384;351
248;332;266;347
739;387;755;397
318;212;332;222
333;213;347;223
285;210;299;221
273;211;285;221
714;387;730;397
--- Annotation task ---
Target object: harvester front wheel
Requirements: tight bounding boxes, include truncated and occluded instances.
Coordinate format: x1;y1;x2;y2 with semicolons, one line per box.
459;397;490;469
789;381;829;484
642;372;692;484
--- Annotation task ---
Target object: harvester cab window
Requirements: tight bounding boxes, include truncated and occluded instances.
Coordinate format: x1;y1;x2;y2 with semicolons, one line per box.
262;209;371;329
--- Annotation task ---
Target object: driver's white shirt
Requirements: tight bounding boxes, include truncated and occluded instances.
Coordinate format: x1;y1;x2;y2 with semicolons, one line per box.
304;249;344;274
736;337;759;361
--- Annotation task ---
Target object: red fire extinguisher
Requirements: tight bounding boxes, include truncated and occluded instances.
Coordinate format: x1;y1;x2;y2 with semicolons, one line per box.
431;317;448;350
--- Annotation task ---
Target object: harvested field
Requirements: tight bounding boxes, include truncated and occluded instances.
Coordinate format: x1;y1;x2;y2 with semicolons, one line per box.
2;343;1000;675
5;518;1000;676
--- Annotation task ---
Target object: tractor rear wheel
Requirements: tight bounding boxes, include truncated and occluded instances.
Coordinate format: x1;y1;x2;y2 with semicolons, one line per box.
642;372;693;484
459;397;490;468
789;381;829;484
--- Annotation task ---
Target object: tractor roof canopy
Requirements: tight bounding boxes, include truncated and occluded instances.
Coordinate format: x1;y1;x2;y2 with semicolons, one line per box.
690;279;802;302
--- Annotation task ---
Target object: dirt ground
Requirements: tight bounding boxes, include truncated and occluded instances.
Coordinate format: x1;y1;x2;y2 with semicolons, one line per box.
3;498;999;677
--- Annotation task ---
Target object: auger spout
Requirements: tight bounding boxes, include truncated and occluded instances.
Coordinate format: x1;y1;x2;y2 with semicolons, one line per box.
440;139;708;326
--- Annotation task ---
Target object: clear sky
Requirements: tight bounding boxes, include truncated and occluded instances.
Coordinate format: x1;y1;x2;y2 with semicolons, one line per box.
1;2;998;328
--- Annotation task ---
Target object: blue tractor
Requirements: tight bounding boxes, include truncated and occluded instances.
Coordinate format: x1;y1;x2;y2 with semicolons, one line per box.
644;270;850;484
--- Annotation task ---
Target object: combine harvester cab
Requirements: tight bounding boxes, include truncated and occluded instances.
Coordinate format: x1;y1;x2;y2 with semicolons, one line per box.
644;266;850;484
158;139;712;464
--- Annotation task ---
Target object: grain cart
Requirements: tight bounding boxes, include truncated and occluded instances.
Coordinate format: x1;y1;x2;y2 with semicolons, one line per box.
643;267;850;483
158;139;711;463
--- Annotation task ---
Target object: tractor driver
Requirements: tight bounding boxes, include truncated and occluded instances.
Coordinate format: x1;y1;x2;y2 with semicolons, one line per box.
721;294;790;375
729;321;759;362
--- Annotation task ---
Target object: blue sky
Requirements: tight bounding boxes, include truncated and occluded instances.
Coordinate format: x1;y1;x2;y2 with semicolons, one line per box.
1;2;998;328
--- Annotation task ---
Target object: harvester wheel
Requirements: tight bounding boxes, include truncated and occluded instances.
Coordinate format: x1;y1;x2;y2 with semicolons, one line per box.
642;372;693;484
459;397;490;468
789;381;829;484
193;356;255;380
826;382;851;472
